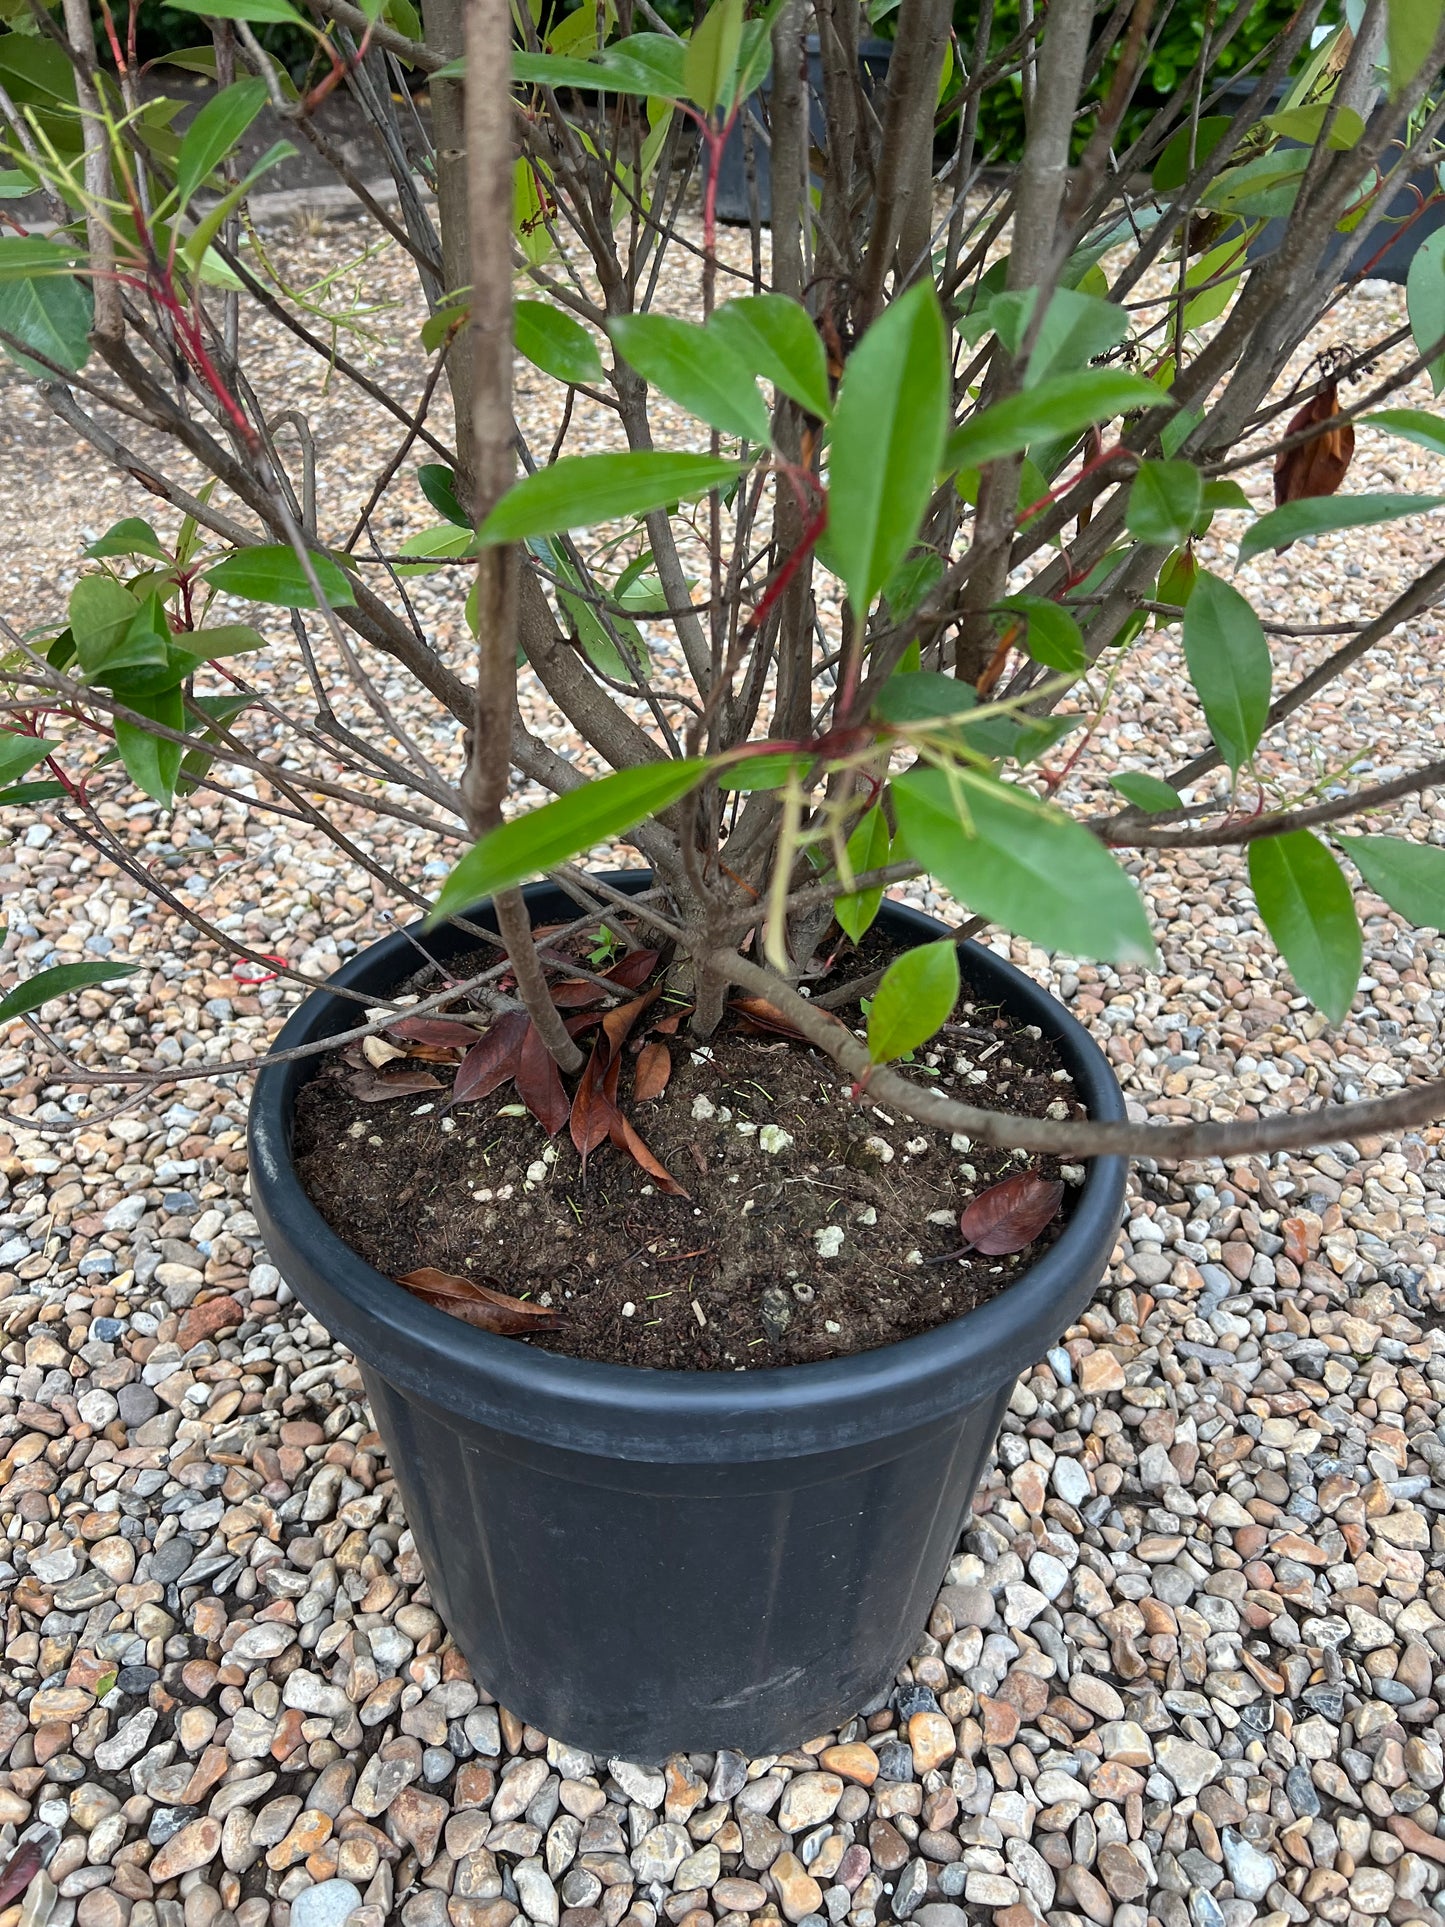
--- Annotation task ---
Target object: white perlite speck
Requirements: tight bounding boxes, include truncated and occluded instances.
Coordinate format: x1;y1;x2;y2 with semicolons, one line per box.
691;1094;716;1121
814;1224;845;1258
758;1124;794;1154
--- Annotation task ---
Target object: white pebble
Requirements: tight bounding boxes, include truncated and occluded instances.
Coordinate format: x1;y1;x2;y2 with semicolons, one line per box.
814;1224;845;1258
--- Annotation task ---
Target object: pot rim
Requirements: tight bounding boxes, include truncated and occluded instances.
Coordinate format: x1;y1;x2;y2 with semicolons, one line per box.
248;874;1127;1462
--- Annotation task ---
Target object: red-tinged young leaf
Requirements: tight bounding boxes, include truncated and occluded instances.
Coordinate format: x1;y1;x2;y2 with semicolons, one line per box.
569;1043;619;1170
634;1039;671;1100
452;1010;529;1103
385;1015;483;1048
609;1110;690;1197
958;1172;1064;1255
397;1267;563;1334
343;1067;443;1103
0;1842;44;1911
515;1021;571;1136
605;947;661;988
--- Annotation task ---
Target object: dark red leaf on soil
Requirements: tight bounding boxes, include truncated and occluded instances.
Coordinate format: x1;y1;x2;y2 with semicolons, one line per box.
453;1010;529;1103
515;1021;571;1136
0;1843;45;1911
728;996;809;1041
570;1042;620;1169
343;1066;443;1103
1274;379;1354;508
958;1172;1064;1255
608;1110;690;1197
548;979;606;1009
397;1267;563;1334
385;1016;482;1048
606;947;660;988
634;1039;672;1101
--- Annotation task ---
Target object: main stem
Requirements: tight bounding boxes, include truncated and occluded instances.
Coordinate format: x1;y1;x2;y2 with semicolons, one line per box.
462;0;582;1073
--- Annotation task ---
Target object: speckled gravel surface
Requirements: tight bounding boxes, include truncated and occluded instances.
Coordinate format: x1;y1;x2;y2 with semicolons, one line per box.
0;205;1444;1927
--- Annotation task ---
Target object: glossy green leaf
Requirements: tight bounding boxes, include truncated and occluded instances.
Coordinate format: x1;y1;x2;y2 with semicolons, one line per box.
891;766;1157;964
883;552;944;622
0;264;92;377
1387;0;1445;95
0;730;58;787
835;805;891;944
1265;101;1365;148
395;524;473;574
0;170;34;200
114;682;185;804
1408;227;1445;389
821;280;949;618
1361;407;1445;456
609;313;769;442
0;782;67;807
0;236;86;281
0;959;139;1023
1249;830;1361;1023
945;369;1164;472
1127;459;1203;547
1239;492;1445;561
515;300;604;387
508;35;688;95
1022;287;1131;387
1109;771;1183;813
998;596;1086;674
1155;545;1199;612
95;595;177;689
69;577;142;678
867;939;959;1063
166;0;305;23
85;518;169;562
418;463;470;528
1199;478;1251;515
1180;235;1246;331
182;140;295;274
715;750;815;792
1181;570;1270;776
1160;405;1203;459
1202;149;1307;219
1151;116;1234;192
181;623;268;660
430;761;709;920
479;452;742;544
1336;833;1445;928
709;294;831;420
683;0;744;111
204;545;357;609
873;670;978;726
175;77;267;206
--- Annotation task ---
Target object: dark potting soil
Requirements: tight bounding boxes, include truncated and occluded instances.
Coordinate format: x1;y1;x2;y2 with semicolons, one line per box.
290;928;1086;1370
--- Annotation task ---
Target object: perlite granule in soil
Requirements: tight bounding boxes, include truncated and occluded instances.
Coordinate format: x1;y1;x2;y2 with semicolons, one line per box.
290;932;1085;1370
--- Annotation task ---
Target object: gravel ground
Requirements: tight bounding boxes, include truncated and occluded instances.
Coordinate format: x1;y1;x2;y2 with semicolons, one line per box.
0;204;1444;1927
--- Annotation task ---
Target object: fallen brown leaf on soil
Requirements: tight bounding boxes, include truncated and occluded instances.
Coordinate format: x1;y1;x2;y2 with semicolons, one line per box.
343;1066;443;1103
386;1016;484;1048
729;996;810;1041
605;947;661;988
516;1021;571;1136
570;1042;620;1170
634;1039;672;1100
453;1010;530;1104
398;1267;563;1334
609;1111;691;1197
958;1172;1064;1254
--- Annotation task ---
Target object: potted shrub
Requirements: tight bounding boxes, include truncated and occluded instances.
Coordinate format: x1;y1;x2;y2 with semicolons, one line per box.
2;0;1445;1756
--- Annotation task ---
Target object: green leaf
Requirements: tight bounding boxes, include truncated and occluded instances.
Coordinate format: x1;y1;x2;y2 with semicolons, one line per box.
0;782;67;806
1387;0;1445;96
1160;405;1203;460
1199;477;1251;514
1249;830;1361;1023
0;959;138;1023
709;294;832;420
1336;833;1445;927
1265;102;1365;149
182;623;268;660
1022;287;1131;387
883;551;944;622
0;170;35;200
1109;771;1183;813
430;761;709;920
1239;492;1445;562
836;804;891;944
715;749;815;792
176;691;252;796
182;140;296;274
683;0;744;111
1151;116;1234;192
1407;226;1445;391
175;77;268;207
0;730;58;786
1361;407;1445;456
165;0;305;23
1203;149;1308;220
0;236;86;281
0;265;92;377
204;545;357;609
945;369;1165;472
1155;545;1198;612
417;463;470;528
1127;459;1203;547
96;594;177;689
1180;236;1246;332
421;291;469;354
69;577;141;678
873;670;978;726
478;452;743;544
867;939;959;1063
114;683;185;803
891;766;1157;964
998;596;1086;675
515;300;604;387
609;313;769;442
85;517;169;562
1181;570;1270;776
820;280;949;619
395;523;474;574
509;40;685;96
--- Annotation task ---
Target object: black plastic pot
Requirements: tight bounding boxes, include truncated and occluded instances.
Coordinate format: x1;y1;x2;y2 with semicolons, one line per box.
248;876;1127;1759
714;36;893;225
